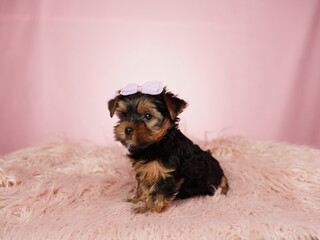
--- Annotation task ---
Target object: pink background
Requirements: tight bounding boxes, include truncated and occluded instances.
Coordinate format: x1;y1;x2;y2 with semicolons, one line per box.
1;0;320;155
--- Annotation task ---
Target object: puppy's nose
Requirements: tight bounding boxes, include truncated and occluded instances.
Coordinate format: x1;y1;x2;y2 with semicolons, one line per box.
125;127;134;136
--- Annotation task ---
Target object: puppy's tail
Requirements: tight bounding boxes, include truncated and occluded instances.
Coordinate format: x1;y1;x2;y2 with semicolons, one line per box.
219;175;229;195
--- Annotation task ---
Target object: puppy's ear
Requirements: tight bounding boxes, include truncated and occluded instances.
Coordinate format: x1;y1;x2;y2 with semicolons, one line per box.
163;92;188;120
108;97;119;118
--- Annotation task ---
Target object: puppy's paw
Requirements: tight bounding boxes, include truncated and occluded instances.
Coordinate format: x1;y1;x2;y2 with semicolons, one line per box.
132;205;150;214
132;204;167;214
126;196;142;204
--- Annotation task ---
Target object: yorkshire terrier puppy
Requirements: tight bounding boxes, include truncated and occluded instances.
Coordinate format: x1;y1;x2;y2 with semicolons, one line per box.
108;81;228;213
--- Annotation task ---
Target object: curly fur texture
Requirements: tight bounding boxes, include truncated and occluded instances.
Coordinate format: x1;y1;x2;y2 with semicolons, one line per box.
1;137;320;239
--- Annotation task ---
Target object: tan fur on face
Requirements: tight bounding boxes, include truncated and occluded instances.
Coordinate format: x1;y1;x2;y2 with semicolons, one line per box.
113;97;173;152
114;114;172;149
135;119;171;143
137;99;165;129
115;101;127;116
113;121;138;148
137;99;156;115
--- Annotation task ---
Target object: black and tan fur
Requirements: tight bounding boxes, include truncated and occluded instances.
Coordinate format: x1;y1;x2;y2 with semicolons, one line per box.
108;88;228;213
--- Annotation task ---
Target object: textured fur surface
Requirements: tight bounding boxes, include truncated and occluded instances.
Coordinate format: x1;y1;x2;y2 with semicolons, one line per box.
1;137;320;239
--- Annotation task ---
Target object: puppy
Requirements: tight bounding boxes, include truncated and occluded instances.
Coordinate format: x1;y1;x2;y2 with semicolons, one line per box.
108;81;228;213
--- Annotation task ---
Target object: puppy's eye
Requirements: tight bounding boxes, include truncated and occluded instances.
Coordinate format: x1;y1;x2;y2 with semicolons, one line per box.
144;113;153;120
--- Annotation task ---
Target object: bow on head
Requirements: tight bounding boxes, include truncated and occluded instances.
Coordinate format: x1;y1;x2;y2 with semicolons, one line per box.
120;81;164;96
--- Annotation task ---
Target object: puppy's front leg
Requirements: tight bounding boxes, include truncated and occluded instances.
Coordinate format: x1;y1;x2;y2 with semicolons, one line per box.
127;179;150;204
133;177;184;213
133;193;168;213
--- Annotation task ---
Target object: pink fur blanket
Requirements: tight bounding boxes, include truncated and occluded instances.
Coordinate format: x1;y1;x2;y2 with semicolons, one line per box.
1;137;319;239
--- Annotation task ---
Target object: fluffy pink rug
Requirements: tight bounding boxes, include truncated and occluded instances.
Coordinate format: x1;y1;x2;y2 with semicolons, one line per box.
1;137;319;239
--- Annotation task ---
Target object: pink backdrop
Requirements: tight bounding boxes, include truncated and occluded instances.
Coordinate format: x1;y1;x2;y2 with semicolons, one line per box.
1;0;320;155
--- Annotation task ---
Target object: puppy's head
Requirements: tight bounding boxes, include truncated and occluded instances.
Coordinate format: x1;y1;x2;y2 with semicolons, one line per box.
108;86;187;151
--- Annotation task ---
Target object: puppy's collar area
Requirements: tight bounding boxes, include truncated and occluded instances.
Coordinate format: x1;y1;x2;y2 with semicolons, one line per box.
120;81;164;96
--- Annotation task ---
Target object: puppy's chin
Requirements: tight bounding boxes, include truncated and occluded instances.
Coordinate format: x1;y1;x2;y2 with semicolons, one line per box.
120;140;153;152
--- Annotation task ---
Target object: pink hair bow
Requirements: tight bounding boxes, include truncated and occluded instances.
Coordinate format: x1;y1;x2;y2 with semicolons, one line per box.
120;81;164;96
